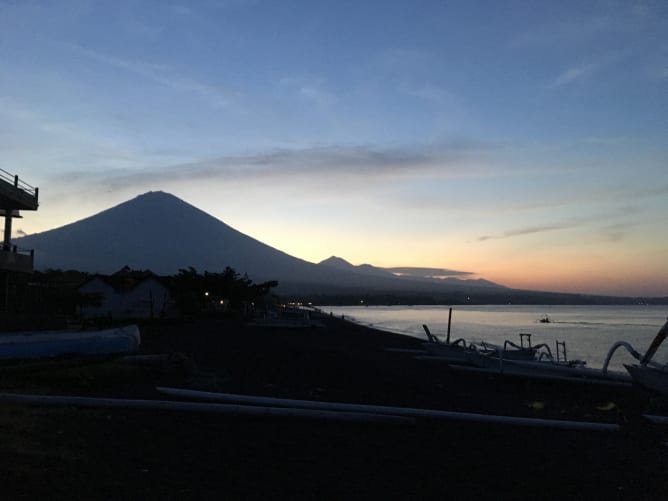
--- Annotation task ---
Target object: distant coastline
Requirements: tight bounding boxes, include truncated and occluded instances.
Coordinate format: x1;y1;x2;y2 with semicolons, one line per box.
296;290;668;307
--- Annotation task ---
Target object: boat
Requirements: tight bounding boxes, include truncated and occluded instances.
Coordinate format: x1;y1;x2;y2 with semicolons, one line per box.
452;320;668;387
624;364;668;396
420;324;476;363
419;324;632;386
623;319;668;396
422;325;546;365
0;325;141;360
450;355;632;386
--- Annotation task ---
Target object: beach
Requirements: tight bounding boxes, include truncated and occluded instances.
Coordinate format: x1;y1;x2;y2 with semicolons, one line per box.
0;312;666;499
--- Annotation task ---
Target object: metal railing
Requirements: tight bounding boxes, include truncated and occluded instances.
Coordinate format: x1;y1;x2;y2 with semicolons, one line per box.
1;245;34;256
0;168;39;199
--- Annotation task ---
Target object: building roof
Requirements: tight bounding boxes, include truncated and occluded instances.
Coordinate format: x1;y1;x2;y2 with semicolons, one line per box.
79;266;168;293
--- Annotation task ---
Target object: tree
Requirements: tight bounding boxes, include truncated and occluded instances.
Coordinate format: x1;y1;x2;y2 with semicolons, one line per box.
170;266;278;317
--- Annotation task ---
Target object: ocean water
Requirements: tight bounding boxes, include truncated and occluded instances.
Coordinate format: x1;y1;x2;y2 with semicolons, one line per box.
322;305;668;372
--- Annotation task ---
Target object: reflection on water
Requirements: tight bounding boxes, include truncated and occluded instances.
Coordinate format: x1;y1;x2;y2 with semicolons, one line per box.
323;305;668;371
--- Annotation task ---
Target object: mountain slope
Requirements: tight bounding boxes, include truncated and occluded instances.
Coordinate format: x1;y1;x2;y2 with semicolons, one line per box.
16;191;504;294
19;192;315;278
318;256;502;287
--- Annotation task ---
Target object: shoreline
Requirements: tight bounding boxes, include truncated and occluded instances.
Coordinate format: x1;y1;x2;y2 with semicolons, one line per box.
318;304;668;371
0;313;666;499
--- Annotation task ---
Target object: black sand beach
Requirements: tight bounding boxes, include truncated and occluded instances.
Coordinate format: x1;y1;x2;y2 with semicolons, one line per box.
1;313;667;500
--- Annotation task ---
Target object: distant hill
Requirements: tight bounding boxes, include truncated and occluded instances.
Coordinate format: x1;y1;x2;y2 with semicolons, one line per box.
17;192;664;304
318;256;502;288
15;191;505;295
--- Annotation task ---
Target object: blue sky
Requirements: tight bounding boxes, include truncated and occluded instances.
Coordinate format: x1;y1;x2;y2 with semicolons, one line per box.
2;0;667;296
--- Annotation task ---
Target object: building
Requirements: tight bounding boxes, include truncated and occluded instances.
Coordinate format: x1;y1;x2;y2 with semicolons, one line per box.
0;169;38;274
78;267;172;319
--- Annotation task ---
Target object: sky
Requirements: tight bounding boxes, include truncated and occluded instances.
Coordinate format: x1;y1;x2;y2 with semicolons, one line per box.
1;0;667;297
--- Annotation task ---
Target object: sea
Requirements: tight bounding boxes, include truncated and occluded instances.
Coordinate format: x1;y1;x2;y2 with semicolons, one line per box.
321;305;668;372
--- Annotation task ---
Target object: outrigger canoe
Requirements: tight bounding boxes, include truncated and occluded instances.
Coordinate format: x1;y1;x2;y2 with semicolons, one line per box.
0;325;141;360
624;319;668;396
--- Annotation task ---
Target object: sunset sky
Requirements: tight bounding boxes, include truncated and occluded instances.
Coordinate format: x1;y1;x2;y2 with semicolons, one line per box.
2;0;667;297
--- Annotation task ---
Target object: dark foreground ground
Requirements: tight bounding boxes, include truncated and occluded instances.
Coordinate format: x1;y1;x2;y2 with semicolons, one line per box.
1;313;667;500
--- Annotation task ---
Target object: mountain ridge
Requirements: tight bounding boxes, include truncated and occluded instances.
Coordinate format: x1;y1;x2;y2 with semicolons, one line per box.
15;191;504;295
318;255;503;287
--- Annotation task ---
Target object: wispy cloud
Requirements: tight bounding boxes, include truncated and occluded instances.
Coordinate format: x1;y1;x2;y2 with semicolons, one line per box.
68;45;232;108
386;266;473;278
279;76;337;106
510;15;614;49
476;200;655;243
510;2;659;49
51;142;495;193
0;96;134;160
599;223;628;242
477;222;575;242
580;135;628;145
548;49;628;88
398;81;459;105
549;62;598;87
378;48;435;69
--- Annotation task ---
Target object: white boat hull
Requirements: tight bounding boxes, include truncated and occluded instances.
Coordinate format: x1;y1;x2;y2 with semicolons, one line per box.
0;325;141;360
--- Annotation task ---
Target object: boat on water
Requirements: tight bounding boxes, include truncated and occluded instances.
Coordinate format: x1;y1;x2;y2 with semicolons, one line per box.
623;319;668;396
422;326;550;365
419;324;633;386
404;312;668;388
0;325;141;360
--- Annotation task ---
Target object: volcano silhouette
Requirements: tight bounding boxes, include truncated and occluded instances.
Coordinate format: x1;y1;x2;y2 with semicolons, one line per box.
16;191;502;294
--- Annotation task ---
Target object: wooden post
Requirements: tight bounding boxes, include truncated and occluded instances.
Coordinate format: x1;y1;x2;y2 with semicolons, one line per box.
3;211;11;250
447;307;452;344
4;272;9;312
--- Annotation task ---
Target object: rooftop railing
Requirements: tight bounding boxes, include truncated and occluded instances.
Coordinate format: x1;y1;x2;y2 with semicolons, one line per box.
0;169;39;211
0;168;39;200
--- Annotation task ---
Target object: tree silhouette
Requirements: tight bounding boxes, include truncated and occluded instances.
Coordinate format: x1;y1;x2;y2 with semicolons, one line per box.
171;266;278;316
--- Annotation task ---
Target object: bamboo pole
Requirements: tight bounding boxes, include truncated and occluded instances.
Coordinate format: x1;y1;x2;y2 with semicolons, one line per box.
156;387;621;432
0;392;414;426
642;414;668;425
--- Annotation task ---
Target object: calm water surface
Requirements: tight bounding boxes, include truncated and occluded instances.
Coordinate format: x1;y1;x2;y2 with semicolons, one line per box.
322;305;668;372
